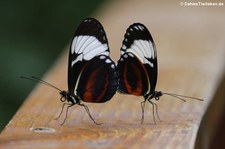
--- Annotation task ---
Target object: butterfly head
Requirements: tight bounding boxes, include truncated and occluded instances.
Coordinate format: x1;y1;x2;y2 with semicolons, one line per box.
154;91;163;100
59;91;79;104
145;91;163;101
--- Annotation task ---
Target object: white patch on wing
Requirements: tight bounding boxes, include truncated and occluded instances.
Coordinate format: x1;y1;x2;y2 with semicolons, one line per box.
77;36;96;54
105;59;111;63
71;54;82;66
103;36;106;41
71;37;77;54
100;51;109;56
84;19;91;22
128;53;134;57
126;39;156;67
111;64;115;69
138;25;144;31
71;35;108;66
100;55;106;59
122;44;126;50
134;26;139;30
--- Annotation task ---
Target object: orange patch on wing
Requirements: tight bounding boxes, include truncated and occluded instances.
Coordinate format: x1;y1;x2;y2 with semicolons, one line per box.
135;56;150;95
96;73;109;102
83;69;98;102
123;62;143;96
124;63;132;94
131;62;143;95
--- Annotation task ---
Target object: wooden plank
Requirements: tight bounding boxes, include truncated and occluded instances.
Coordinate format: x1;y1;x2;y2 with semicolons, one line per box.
1;0;225;148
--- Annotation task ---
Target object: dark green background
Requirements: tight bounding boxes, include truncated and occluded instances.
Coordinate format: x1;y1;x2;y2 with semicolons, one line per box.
0;0;106;132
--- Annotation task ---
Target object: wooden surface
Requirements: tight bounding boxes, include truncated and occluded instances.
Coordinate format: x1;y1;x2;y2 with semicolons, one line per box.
1;0;225;148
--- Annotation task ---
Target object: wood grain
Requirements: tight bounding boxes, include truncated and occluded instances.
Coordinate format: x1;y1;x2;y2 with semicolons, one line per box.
1;0;225;148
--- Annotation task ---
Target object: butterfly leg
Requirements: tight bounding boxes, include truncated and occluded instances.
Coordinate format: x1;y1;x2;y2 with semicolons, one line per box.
141;100;147;124
148;100;156;124
153;102;161;122
54;103;67;120
79;103;101;125
148;100;161;124
60;103;74;125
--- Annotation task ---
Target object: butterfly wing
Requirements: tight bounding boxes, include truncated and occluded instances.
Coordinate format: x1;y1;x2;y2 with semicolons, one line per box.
68;18;117;103
117;23;157;97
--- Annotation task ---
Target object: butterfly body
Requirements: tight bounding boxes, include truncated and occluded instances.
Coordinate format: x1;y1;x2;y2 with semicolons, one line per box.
59;91;80;104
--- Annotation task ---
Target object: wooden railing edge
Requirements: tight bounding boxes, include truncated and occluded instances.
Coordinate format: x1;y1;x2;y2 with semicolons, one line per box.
195;70;225;149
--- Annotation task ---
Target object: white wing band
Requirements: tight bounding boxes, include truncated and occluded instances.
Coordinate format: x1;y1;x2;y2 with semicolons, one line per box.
71;36;109;66
126;39;156;67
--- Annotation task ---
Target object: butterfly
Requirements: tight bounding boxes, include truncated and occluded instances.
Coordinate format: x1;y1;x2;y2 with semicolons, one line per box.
117;23;203;124
22;18;118;125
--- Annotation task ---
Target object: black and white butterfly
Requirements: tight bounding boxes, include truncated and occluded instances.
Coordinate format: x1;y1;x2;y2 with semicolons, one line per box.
117;23;203;124
22;18;118;125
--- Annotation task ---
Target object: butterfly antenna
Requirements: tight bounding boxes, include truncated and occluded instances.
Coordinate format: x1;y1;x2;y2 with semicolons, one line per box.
162;92;204;102
21;76;62;92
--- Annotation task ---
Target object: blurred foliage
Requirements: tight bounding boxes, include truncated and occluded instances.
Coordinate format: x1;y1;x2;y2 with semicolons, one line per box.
0;0;106;132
